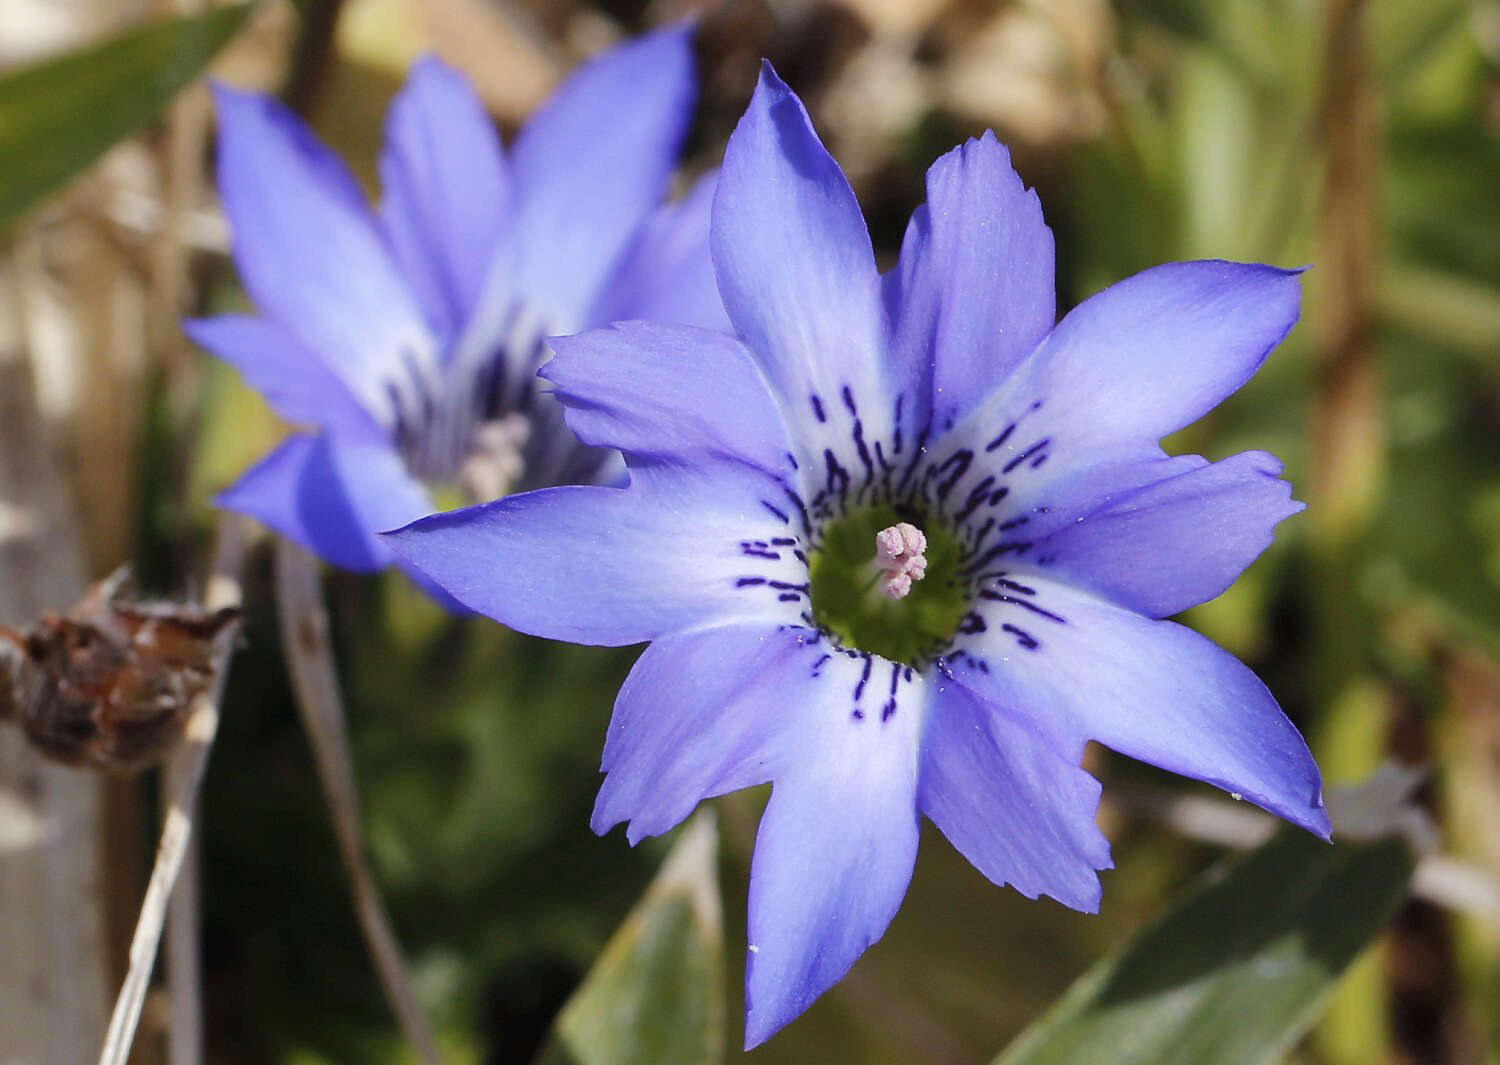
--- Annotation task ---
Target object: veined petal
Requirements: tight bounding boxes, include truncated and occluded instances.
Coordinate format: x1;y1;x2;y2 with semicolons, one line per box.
915;374;1210;555
592;623;808;844
1035;450;1304;617
381;464;802;646
886;132;1055;427
184;315;384;443
507;25;697;330
713;63;887;429
542;321;794;477
218;434;434;573
211;85;437;427
744;651;926;1048
920;683;1110;912
379;55;509;337
1020;261;1303;448
591;172;730;332
953;575;1329;837
931;262;1297;540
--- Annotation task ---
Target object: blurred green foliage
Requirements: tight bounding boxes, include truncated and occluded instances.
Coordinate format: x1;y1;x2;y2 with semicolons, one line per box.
994;831;1417;1065
0;4;253;232
535;814;725;1065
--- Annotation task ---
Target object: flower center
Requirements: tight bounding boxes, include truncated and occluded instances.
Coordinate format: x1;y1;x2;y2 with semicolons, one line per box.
807;505;968;667
456;413;531;503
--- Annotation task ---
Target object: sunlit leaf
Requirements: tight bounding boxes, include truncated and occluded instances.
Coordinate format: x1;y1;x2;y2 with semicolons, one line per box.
534;813;724;1065
0;5;254;232
992;829;1415;1065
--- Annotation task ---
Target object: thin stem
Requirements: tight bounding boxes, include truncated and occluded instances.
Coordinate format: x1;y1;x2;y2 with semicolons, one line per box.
273;538;444;1065
164;777;203;1065
97;518;245;1065
158;4;213;1054
1105;778;1500;927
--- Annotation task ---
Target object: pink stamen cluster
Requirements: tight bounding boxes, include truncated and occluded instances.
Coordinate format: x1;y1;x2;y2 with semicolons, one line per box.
874;522;929;600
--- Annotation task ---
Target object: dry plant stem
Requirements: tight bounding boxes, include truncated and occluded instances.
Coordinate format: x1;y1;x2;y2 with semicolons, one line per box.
164;770;203;1065
1106;783;1500;927
161;514;232;1065
1309;0;1382;718
97;519;244;1065
273;538;444;1065
154;6;214;1056
1313;0;1382;548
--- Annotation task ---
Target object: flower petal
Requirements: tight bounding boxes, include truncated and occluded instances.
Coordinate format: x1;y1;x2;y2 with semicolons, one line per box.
713;63;886;422
211;85;438;427
886;132;1055;426
379;55;509;337
218;434;434;572
1023;260;1303;447
1034;450;1304;617
954;576;1329;836
542;321;793;478
928;261;1302;543
590;172;730;332
919;683;1110;912
744;652;925;1048
184;315;384;443
381;464;802;646
506;25;697;330
592;623;806;843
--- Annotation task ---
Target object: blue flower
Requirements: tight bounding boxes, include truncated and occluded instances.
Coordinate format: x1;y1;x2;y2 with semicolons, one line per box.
187;26;726;583
384;63;1328;1046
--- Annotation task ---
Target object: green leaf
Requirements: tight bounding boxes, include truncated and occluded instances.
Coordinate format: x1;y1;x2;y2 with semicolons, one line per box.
534;813;725;1065
993;829;1416;1065
0;4;255;233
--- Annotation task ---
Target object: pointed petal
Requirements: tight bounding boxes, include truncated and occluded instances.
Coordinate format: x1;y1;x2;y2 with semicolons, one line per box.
1035;450;1304;617
920;683;1110;912
954;576;1329;836
744;651;925;1048
211;85;437;426
713;63;886;418
184;315;384;442
591;172;730;332
381;464;803;646
542;321;793;477
218;435;434;573
507;25;696;329
886;133;1055;426
930;261;1301;538
592;623;804;843
379;55;509;336
1025;261;1303;447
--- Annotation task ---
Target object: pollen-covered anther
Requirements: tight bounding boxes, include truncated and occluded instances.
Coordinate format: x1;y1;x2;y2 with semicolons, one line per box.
874;523;929;600
458;413;532;503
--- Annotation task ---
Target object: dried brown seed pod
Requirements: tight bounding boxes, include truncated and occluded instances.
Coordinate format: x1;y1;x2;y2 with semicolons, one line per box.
1;573;238;773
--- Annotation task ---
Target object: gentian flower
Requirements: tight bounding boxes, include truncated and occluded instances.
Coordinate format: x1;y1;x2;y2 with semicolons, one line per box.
187;27;726;584
385;64;1329;1046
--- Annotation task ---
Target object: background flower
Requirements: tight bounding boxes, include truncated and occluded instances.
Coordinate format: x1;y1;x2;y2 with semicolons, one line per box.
187;25;728;585
386;62;1326;1047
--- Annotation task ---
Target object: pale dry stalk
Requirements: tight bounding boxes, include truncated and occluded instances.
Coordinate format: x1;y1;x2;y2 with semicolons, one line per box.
274;537;444;1065
96;516;245;1065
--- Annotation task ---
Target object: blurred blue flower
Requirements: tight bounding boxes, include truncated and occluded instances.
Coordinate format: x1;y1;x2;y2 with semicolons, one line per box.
384;63;1328;1045
187;26;726;581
